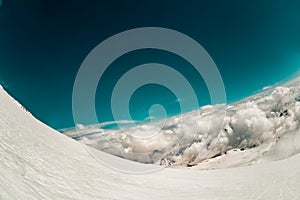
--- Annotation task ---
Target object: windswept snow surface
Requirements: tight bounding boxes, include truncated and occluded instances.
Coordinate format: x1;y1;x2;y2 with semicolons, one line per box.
1;78;300;199
65;78;300;169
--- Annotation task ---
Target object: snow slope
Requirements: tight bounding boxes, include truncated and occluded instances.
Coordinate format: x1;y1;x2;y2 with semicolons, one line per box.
1;85;300;199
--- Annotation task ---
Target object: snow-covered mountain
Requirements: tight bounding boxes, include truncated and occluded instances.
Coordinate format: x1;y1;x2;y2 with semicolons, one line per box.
1;77;300;199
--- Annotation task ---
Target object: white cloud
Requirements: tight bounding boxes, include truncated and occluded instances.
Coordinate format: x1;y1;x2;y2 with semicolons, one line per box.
64;81;300;168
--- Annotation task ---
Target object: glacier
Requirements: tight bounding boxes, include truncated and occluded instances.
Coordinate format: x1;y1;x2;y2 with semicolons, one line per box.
0;77;300;199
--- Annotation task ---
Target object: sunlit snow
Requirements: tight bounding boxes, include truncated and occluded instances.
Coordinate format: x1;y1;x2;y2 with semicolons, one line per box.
0;77;300;199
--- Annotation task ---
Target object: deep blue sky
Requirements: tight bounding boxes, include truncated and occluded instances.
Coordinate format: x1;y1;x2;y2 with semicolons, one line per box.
0;0;300;129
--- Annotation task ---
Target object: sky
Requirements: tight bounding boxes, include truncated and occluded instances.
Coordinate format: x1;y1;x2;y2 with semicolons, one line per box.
0;0;300;130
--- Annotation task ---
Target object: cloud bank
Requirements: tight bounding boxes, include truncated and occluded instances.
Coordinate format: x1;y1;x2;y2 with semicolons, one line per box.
63;79;300;168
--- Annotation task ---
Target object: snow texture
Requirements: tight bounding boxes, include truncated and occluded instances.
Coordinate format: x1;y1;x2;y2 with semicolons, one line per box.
1;77;300;199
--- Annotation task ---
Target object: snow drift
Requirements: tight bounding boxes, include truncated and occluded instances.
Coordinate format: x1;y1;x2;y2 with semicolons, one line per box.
1;77;300;199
